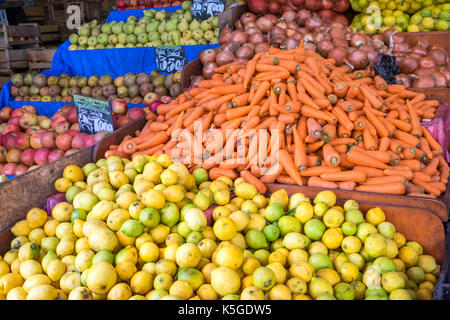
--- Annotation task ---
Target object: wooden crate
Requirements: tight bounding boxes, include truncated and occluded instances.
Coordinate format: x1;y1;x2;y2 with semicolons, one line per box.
23;5;45;22
0;23;40;48
27;47;57;62
0;48;28;71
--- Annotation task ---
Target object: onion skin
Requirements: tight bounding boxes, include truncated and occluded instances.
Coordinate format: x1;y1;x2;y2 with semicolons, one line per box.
199;49;217;65
419;57;436;69
202;62;218;80
235;45;255;61
317;39;335;56
219;27;232;45
399;56;419;74
296;9;312;26
395;74;411;88
413;75;435;88
240;12;257;26
348;50;368;70
427;48;448;67
431;71;447;87
281;38;300;50
247;0;269;14
230;30;248;46
328;46;348;66
215;51;235;66
256;16;273;33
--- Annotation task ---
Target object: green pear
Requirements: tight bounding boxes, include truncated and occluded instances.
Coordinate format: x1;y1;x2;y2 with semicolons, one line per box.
166;19;178;32
200;20;212;31
148;31;160;42
169;30;181;45
189;20;200;31
157;21;166;34
108;34;118;45
146;20;159;33
182;30;192;40
137;32;148;44
117;33;127;44
101;23;112;34
126;34;137;45
112;22;123;34
134;25;145;36
178;19;189;32
192;29;204;41
155;10;166;21
161;32;169;43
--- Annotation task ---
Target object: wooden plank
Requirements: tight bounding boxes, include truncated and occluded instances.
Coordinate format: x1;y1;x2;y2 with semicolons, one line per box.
0;60;28;69
28;61;52;70
39;24;59;34
23;6;45;17
0;146;94;233
27;48;57;62
265;184;446;265
40;33;60;42
402;31;450;54
6;24;40;38
0;48;27;61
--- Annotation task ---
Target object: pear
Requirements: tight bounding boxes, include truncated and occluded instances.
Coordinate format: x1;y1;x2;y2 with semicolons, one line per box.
178;19;189;32
137;33;148;44
192;29;204;41
200;20;212;31
101;23;112;34
118;33;127;45
108;34;118;45
112;22;123;34
146;20;158;33
165;19;178;32
189;20;200;31
148;31;160;42
134;25;145;36
126;34;137;45
157;21;166;34
69;34;78;44
182;30;192;40
155;10;166;21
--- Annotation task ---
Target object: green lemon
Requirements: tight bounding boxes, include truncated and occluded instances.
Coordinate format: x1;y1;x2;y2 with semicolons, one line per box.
186;231;203;244
253;267;276;291
263;224;280;242
160;202;180;227
192;168;209;186
120;219;144;237
92;250;115;265
139;207;160;229
245;229;268;249
309;253;333;272
71;208;87;223
277;216;301;236
334;282;355;300
263;203;284;223
304;219;326;241
345;209;365;225
342;221;357;236
66;186;82;203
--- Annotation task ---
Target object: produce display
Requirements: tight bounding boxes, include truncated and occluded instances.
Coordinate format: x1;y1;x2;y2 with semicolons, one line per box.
107;43;449;198
350;2;449;33
68;2;219;50
0;154;441;300
0;105;108;176
10;70;183;104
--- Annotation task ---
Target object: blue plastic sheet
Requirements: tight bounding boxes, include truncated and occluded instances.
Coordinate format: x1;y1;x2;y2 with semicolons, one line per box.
50;7;219;78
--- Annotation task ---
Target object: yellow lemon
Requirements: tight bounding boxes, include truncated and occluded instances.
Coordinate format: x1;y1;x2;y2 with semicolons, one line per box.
323;208;345;228
317;268;340;286
213;217;237;241
339;262;359;282
63;165;84;182
341;236;362;254
130;271;153;295
55;178;73;193
398;246;419;267
366;207;386;226
176;243;202;268
211;266;241;296
295;202;314;223
322;228;343;249
150;224;171;244
169;280;193;300
116;260;137;281
141;189;165;209
215;244;244;269
139;242;159;263
26;208;48;229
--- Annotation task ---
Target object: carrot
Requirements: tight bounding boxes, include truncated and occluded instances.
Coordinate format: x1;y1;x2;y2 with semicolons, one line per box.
322;143;340;167
244;58;257;89
378;137;390;152
241;170;267;194
363;107;388;138
209;167;238;181
355;182;406;194
149;122;169;132
363;127;377;150
321;124;336;143
307;118;323;138
386;118;412;132
297;116;308;140
398;159;424;172
412;178;441;197
365;175;407;185
300;166;341;176
307;176;338;189
297;92;320;109
383;168;414;180
374;75;387;90
279;149;303;186
422;156;440;176
250;81;271;105
353;166;384;177
360;85;384;110
393;130;420;148
413;171;432;182
320;170;366;183
105;149;129;159
298;75;326;100
337;181;356;190
165;100;195;118
134;131;169;152
332;106;354;131
293;126;308;171
301;106;336;124
276;175;297;185
346;148;389;169
422;126;443;152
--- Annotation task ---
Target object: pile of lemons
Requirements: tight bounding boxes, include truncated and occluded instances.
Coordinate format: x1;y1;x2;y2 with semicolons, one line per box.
0;154;441;300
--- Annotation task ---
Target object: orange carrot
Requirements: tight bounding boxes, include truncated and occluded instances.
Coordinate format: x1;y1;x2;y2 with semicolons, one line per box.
300;166;341;176
422;126;443;152
322;143;340;167
365;175;407;185
241;170;267;194
279;149;303;186
307;176;338;189
355;182;405;194
353;166;384;177
293;126;308;171
320;170;366;183
209;167;238;180
337;181;356;190
346;148;389;169
250;81;271;105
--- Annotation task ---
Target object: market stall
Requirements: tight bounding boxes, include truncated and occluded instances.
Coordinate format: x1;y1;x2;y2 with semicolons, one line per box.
0;0;449;302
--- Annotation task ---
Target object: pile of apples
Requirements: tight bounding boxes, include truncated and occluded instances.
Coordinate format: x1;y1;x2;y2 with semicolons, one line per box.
111;98;149;129
0;105;107;177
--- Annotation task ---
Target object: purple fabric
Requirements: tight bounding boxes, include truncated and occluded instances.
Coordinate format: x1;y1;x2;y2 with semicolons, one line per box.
44;193;66;216
421;103;450;162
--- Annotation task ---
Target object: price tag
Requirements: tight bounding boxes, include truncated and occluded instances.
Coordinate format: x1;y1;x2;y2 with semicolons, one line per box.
73;94;115;135
192;0;226;20
155;46;187;74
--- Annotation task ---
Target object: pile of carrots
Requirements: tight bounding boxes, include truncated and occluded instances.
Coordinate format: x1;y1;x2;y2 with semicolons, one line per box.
105;42;449;198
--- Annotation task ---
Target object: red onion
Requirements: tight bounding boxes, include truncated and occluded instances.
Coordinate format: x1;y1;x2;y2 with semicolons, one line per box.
255;16;273;33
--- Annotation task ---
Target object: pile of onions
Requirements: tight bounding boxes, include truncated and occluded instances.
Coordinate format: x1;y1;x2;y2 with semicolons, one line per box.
197;11;449;89
247;0;350;15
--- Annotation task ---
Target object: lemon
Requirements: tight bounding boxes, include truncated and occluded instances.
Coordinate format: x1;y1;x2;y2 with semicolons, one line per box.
26;208;48;229
55;178;73;193
366;207;385;226
141;189;165;209
317;268;340;286
342;236;362;254
322;228;343;249
213;217;236;241
398;246;419;267
340;262;360;282
63;165;84;182
323;208;344;228
314;190;336;207
241;285;264;300
215;244;244;269
163;185;185;203
211;266;241;296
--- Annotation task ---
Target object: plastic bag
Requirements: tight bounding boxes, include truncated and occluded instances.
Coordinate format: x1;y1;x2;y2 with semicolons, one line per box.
44;193;66;216
422;103;450;162
373;54;400;84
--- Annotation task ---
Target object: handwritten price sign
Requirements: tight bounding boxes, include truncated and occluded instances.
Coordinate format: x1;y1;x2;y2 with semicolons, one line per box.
73;94;114;135
192;0;226;20
155;46;187;74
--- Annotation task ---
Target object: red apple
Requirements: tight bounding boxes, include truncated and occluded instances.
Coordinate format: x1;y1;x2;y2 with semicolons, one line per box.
0;106;13;121
41;131;56;149
55;120;70;134
14;163;29;176
116;116;132;128
112;98;128;115
34;147;51;165
2;163;17;175
48;149;65;162
3;132;17;150
20;148;35;166
14;132;30;150
127;107;145;120
8;116;21;127
39;116;52;129
55;133;72;151
70;122;80;131
65;107;78;123
71;133;88;149
11;108;25;118
21;105;37;114
143;92;158;105
65;130;78;137
30;133;43;149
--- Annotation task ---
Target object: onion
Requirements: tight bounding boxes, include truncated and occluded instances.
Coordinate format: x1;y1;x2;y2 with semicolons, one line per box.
440;67;450;84
302;32;314;44
269;1;281;14
245;26;260;37
281;38;300;50
247;0;269;14
303;42;316;52
413;75;435;88
359;44;374;53
291;0;305;7
270;27;287;45
286;28;296;38
348;50;369;70
427;48;448;67
419;57;436;69
417;40;430;49
265;14;279;25
282;10;296;23
305;0;322;11
328;46;348;66
393;42;410;53
219;27;232;44
314;32;330;43
394;74;411;88
199;49;216;65
255;42;270;53
234;20;243;31
350;33;367;48
255;16;273;33
202;62;218;80
411;46;427;56
431;71;447;87
230;30;248;46
334;0;350;12
399;56;419;73
276;21;288;30
332;38;348;48
216;50;235;66
305;16;322;30
235;45;255;61
249;32;264;45
317;39;334;56
296;9;311;26
330;27;345;40
287;21;300;30
291;32;303;42
244;22;257;31
221;41;240;53
240;12;257;26
322;0;334;10
332;15;349;26
367;51;378;64
414;68;434;78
